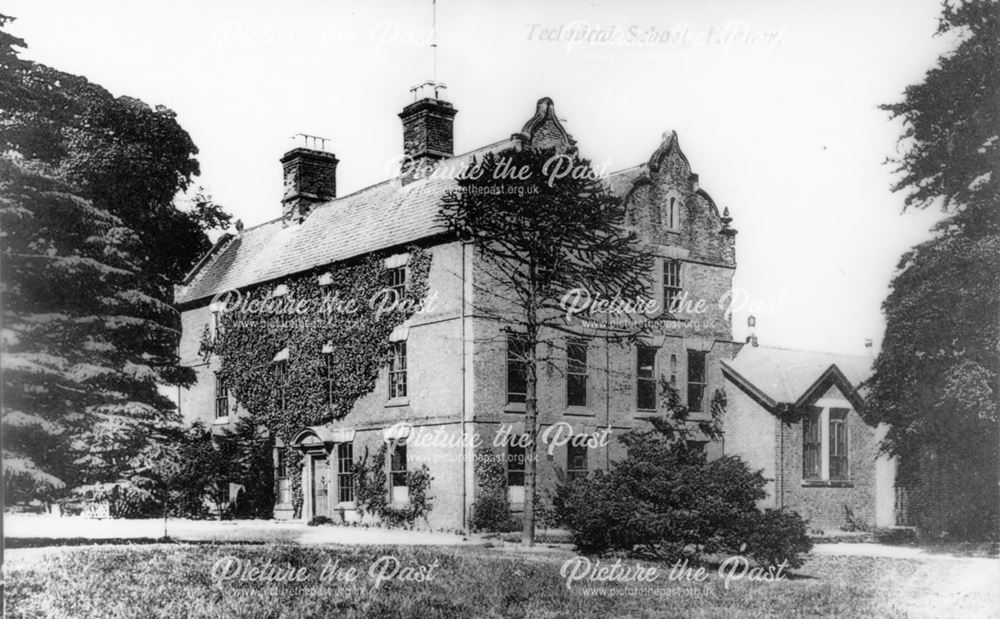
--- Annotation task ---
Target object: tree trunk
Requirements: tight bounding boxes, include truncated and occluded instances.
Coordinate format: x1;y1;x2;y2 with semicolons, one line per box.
522;323;539;547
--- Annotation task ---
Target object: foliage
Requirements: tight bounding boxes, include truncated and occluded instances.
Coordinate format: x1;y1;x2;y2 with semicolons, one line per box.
869;0;999;538
0;14;229;501
0;156;184;502
641;379;725;443
554;434;812;567
879;0;999;213
212;247;430;509
439;145;654;545
352;443;434;528
381;466;434;529
353;444;389;519
469;448;513;532
216;418;275;519
69;481;157;519
554;379;812;567
307;515;334;526
0;15;230;281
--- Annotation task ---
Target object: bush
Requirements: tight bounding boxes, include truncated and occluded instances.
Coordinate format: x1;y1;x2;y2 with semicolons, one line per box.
874;527;918;545
553;430;812;567
738;509;814;568
470;491;512;532
469;449;513;532
308;515;334;526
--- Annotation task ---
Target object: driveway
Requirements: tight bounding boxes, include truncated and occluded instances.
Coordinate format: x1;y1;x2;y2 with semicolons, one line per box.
4;514;483;547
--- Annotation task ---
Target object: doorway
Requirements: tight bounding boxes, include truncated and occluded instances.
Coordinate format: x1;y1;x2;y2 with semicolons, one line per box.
311;455;330;518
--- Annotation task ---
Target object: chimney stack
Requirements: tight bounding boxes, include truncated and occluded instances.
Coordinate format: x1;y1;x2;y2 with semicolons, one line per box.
281;134;338;225
399;81;457;181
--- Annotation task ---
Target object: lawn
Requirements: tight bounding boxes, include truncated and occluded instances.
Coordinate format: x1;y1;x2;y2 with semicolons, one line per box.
5;543;998;618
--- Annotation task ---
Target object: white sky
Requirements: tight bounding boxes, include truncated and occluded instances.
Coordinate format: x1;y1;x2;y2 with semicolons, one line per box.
7;0;950;355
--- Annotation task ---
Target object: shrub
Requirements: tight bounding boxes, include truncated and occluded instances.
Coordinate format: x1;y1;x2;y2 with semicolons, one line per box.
554;430;812;567
308;515;333;526
353;445;434;528
737;509;814;568
470;491;512;532
469;449;513;532
874;527;918;545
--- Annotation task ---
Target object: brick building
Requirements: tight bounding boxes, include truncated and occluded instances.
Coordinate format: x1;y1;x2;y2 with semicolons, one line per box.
721;345;898;530
174;91;892;531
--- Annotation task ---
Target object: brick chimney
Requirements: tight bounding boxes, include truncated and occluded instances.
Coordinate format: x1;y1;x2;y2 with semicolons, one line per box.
399;82;457;181
281;134;338;224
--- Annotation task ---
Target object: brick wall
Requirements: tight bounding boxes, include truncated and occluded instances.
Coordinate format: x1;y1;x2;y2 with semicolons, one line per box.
722;377;778;508
776;386;878;530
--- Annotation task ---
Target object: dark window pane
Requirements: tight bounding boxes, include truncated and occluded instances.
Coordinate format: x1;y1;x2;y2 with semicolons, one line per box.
507;440;526;487
276;449;288;479
803;407;822;479
567;442;588;480
389;342;407;398
567;375;587;406
390;444;407;473
215;373;228;419
663;261;682;312
687;383;705;414
567;341;587;373
567;340;588;406
686;350;707;412
384;266;407;300
507;335;528;404
637;346;657;410
337;443;355;503
637;380;657;411
830;409;849;480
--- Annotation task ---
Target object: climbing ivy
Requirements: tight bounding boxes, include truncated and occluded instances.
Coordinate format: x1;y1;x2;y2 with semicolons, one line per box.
353;443;389;518
353;442;434;528
469;447;511;532
210;246;432;512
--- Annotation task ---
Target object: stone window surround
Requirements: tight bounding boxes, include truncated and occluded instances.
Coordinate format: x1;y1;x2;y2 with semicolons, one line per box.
801;397;854;487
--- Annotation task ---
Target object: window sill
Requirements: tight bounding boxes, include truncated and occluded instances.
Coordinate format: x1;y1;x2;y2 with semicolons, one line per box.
335;502;356;509
503;402;526;413
385;398;410;408
212;417;231;425
801;479;854;488
565;408;595;417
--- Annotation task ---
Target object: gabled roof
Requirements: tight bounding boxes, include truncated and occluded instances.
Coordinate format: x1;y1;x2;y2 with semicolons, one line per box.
721;345;872;415
175;138;647;307
174;98;709;307
175;138;514;305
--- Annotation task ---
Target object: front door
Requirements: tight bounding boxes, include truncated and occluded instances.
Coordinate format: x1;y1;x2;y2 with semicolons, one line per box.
311;455;330;518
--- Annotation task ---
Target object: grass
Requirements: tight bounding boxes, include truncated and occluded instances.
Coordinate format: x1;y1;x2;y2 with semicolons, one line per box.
5;543;998;618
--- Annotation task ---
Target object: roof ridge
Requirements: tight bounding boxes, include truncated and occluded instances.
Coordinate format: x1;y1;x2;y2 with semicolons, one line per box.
608;163;646;176
748;344;870;359
301;137;515;215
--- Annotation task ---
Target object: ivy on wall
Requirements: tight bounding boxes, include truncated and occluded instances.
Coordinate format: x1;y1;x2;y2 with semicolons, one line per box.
353;442;434;528
210;246;432;514
469;447;512;532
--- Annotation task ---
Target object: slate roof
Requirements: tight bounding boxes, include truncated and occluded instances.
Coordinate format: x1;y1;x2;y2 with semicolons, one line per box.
722;345;872;409
175;139;649;306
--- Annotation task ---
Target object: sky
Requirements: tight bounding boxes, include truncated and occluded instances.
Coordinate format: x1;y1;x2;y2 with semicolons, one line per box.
6;0;952;355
